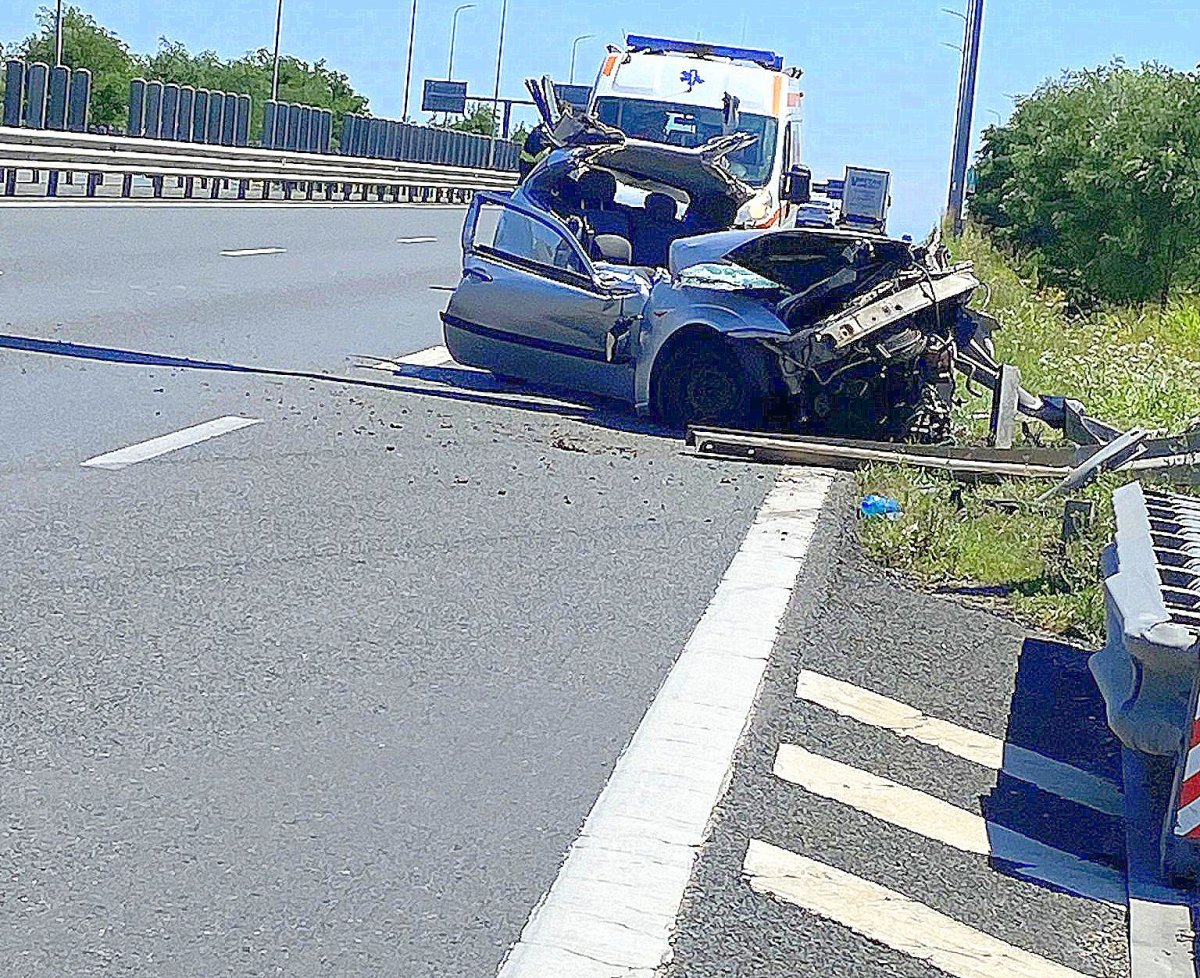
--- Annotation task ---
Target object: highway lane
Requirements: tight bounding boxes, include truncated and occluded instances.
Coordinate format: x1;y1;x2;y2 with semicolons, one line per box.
0;204;466;467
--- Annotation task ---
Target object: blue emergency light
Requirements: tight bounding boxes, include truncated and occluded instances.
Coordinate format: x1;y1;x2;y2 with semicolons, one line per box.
624;35;784;72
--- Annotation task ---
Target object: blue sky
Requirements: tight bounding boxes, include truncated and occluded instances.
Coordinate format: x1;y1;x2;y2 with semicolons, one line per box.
4;0;1199;235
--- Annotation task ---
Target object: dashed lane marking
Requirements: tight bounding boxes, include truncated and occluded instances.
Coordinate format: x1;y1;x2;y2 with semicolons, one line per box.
220;247;287;257
396;236;438;244
743;840;1097;978
773;744;1125;906
796;670;1124;817
495;471;832;978
81;416;263;470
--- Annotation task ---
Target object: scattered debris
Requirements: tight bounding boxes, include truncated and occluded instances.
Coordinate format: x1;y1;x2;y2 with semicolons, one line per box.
861;495;904;520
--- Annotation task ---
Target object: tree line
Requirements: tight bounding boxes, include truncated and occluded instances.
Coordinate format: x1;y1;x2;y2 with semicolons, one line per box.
971;61;1200;306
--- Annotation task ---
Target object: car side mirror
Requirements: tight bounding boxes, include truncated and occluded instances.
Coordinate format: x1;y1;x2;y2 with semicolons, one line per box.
783;166;812;205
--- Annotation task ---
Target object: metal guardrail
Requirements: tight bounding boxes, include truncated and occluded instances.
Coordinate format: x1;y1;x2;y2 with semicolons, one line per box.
1090;483;1200;882
0;126;517;201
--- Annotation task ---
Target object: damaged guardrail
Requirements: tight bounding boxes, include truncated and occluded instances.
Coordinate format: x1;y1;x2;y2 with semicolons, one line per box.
1090;484;1200;883
0;126;518;201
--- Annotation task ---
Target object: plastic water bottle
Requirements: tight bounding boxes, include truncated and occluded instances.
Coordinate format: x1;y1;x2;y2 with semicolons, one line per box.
861;494;903;521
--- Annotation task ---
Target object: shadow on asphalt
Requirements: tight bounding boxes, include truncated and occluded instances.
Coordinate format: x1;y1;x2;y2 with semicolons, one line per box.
982;637;1129;904
0;332;682;441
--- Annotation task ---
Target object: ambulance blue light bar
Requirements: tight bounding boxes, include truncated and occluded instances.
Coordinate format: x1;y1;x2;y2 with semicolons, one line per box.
624;35;784;72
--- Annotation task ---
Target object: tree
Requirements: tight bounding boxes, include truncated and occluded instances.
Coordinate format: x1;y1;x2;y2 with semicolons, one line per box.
9;5;138;129
972;62;1200;306
446;103;497;136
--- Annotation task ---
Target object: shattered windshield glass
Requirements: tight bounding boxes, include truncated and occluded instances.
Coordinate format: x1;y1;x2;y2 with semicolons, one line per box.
593;97;778;187
678;262;781;291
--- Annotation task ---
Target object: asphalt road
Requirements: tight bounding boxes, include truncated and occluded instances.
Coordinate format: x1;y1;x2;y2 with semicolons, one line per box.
0;202;1133;978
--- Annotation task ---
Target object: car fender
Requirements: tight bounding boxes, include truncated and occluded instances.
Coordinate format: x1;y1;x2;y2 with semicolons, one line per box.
634;285;790;413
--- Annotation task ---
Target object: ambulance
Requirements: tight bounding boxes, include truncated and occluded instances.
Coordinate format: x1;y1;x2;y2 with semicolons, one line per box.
588;35;805;228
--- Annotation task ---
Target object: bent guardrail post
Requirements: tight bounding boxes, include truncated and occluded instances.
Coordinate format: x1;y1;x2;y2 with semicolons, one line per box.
1090;483;1200;883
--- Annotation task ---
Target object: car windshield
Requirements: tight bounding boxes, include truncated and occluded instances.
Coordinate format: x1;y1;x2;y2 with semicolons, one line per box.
593;96;778;187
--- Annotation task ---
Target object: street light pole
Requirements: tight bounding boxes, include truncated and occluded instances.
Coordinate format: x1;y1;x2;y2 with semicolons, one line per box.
54;0;64;66
402;0;419;120
946;0;985;235
569;33;594;85
486;0;508;168
270;0;284;102
447;3;476;80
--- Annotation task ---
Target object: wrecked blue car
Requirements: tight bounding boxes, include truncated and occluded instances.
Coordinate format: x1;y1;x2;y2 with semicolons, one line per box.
442;112;981;442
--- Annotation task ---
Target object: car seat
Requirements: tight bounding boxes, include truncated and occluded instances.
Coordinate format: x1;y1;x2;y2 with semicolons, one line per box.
632;192;681;267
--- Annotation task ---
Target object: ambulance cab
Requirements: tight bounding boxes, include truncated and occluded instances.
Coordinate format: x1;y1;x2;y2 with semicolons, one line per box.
589;35;805;228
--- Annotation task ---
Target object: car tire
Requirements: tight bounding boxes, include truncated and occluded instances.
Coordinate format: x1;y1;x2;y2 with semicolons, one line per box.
651;332;764;431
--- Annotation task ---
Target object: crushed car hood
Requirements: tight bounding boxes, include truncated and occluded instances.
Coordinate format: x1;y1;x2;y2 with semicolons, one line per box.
670;226;908;281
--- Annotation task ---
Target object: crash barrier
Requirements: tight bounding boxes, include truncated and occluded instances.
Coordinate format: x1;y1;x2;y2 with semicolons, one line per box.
127;79;250;148
1090;483;1200;881
340;113;520;172
261;101;333;154
0;126;518;200
3;59;92;133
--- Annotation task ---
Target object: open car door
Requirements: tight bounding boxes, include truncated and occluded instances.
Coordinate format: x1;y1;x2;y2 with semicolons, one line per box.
442;193;647;392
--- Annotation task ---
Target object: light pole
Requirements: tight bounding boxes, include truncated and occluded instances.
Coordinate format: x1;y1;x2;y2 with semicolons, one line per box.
448;3;476;80
54;0;64;66
946;0;985;235
402;0;419;120
486;0;508;167
569;33;594;85
270;0;284;101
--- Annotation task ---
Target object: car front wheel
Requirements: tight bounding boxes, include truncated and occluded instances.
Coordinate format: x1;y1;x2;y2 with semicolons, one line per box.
651;333;763;431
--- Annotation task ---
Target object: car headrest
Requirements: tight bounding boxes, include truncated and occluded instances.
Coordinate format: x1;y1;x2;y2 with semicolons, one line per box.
645;192;678;223
577;168;617;207
593;234;632;264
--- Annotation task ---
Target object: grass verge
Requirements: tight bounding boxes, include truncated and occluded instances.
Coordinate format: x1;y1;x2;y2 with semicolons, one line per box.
857;229;1200;643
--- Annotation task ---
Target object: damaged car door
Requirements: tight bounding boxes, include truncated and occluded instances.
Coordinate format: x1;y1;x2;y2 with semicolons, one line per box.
443;193;645;400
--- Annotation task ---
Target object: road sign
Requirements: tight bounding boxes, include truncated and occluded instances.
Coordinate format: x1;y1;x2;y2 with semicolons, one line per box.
841;166;891;232
422;79;468;115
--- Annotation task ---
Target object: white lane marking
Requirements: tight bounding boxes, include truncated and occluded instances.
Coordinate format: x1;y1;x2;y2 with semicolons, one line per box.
81;416;263;470
397;344;451;366
796;670;1124;817
496;471;832;978
396;236;438;244
743;841;1096;978
220;247;287;257
773;744;1125;905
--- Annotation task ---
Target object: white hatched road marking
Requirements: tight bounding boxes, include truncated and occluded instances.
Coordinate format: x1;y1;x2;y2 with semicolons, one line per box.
396;236;438;244
743;840;1096;978
796;670;1124;817
773;744;1125;905
496;471;832;978
220;247;287;257
81;416;263;470
357;345;453;372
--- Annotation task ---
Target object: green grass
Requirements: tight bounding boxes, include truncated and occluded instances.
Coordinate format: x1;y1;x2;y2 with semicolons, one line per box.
857;230;1200;643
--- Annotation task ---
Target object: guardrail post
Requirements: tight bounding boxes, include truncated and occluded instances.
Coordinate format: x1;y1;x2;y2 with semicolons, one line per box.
262;101;278;149
4;60;24;128
127;78;146;137
298;106;311;153
286;104;301;152
67;68;91;133
234;94;250;147
318;110;332;154
46;65;69;130
176;86;193;140
144;80;163;138
160;83;180;141
220;93;236;146
24;63;49;129
206;90;223;145
192;90;209;144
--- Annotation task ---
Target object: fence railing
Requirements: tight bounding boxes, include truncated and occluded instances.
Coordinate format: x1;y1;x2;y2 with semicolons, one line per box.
3;59;92;132
1;58;519;177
